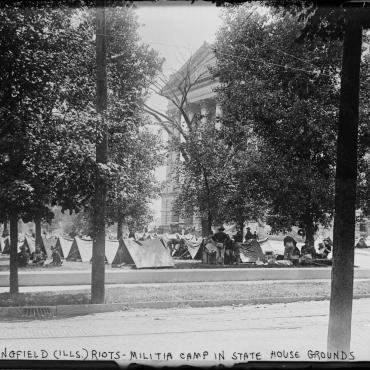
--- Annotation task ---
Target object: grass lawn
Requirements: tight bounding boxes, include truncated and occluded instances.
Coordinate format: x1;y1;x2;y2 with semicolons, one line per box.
1;280;370;307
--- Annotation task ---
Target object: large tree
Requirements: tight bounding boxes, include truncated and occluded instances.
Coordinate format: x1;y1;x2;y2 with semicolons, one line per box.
0;4;97;293
107;126;163;240
0;3;162;297
264;1;370;353
214;0;370;352
215;5;343;244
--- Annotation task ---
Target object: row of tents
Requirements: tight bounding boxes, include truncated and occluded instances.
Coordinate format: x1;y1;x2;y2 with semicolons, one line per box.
2;233;368;269
0;235;175;269
0;236;56;257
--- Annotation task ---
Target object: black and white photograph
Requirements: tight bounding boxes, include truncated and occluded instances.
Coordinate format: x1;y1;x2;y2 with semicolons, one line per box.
0;0;370;367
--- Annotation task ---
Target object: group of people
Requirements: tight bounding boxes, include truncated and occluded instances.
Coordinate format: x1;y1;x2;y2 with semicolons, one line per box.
202;226;333;266
203;226;259;265
17;243;63;268
282;235;332;262
17;245;47;267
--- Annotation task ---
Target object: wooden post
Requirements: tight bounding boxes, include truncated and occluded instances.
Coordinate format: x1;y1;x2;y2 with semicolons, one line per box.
91;0;108;304
327;18;362;353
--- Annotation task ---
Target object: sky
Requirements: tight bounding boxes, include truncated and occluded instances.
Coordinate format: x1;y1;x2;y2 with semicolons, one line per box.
134;2;223;223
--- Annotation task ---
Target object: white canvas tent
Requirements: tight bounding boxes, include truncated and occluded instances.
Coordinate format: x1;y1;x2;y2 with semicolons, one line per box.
1;236;10;254
105;239;121;264
123;238;174;268
41;237;57;258
22;236;36;254
66;237;93;262
55;236;74;258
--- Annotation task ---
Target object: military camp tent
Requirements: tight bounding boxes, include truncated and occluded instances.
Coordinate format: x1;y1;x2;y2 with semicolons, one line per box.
122;238;174;268
66;237;93;262
183;238;203;259
41;237;57;258
105;239;122;264
55;236;74;259
1;237;10;254
22;236;36;254
356;237;369;249
239;240;265;263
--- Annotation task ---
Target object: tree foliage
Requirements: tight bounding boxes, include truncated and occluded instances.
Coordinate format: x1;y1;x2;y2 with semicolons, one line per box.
215;5;344;238
0;4;163;233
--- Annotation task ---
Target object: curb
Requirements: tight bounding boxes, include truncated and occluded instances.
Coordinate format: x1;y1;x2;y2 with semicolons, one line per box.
1;294;370;320
1;267;370;287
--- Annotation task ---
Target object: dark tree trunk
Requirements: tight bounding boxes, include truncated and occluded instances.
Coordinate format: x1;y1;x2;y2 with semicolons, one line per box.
239;220;245;235
2;220;9;237
304;217;315;247
208;211;212;234
91;1;108;304
9;214;18;294
117;214;123;240
35;217;42;249
327;19;362;353
201;212;212;237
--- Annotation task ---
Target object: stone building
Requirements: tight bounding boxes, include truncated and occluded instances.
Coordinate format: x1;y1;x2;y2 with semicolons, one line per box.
159;42;221;233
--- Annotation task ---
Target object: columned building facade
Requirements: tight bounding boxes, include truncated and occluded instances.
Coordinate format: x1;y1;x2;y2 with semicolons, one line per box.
160;42;221;233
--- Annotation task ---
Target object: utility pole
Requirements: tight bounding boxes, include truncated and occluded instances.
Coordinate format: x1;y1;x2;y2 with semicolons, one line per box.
327;13;362;353
91;0;108;304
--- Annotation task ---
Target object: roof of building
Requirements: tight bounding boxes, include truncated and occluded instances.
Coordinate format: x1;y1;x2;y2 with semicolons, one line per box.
161;41;218;101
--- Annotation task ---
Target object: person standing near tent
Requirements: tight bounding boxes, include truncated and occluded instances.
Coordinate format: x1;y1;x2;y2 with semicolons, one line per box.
212;226;230;265
301;240;317;258
233;228;243;243
252;231;258;240
244;227;253;242
50;246;62;266
17;244;30;267
317;237;332;258
32;246;46;266
232;227;243;264
201;231;217;264
283;236;300;262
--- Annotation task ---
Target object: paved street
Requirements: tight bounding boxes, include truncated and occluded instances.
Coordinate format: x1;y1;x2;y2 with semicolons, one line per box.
0;299;369;365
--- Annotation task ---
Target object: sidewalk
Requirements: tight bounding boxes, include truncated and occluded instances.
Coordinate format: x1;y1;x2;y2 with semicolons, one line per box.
0;299;369;364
